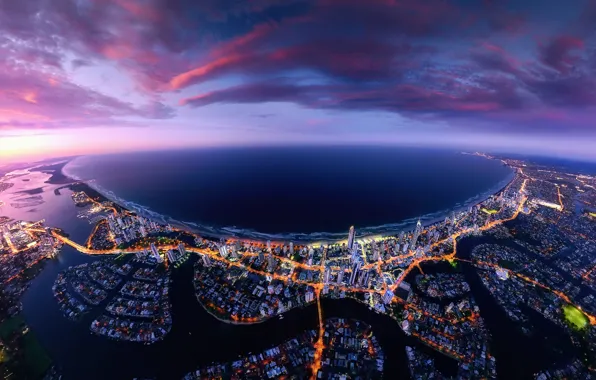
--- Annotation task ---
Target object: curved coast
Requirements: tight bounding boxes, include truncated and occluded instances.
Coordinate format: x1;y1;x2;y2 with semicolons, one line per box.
8;153;595;379
61;151;515;244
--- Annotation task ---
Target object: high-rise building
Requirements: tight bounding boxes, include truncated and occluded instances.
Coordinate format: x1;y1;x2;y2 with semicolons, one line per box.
219;245;228;258
347;226;355;250
410;219;422;248
166;250;176;263
382;289;394;304
229;246;238;260
349;261;361;285
178;243;186;255
372;242;380;261
324;267;331;284
336;268;344;285
358;269;369;287
266;240;272;251
289;241;294;255
149;243;159;256
201;254;211;267
351;244;360;263
305;290;314;303
268;252;275;272
150;243;161;262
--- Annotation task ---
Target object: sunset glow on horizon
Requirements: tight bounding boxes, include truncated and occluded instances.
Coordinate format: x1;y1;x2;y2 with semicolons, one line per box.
1;0;596;163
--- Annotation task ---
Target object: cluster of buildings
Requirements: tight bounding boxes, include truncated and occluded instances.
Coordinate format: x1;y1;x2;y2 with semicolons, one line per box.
193;259;317;323
61;264;108;306
0;219;61;317
535;359;595;380
415;274;471;299
41;155;596;377
472;243;589;335
400;293;496;378
405;345;454;379
184;329;316;379
315;318;384;379
103;214;172;247
52;256;172;344
52;271;89;320
183;318;384;379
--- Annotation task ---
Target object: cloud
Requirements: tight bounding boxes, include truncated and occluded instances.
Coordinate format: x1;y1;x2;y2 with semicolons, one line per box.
539;35;585;74
170;0;595;136
0;0;595;142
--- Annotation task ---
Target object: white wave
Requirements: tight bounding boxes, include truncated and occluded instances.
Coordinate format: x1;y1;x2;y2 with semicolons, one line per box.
62;156;515;243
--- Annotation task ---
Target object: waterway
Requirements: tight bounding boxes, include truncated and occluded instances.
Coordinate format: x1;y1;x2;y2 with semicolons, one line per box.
1;162;572;379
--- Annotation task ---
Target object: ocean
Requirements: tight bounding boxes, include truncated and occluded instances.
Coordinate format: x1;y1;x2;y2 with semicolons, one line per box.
63;147;513;241
0;149;573;380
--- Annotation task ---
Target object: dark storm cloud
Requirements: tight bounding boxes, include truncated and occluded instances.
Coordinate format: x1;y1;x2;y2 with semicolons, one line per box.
1;0;595;135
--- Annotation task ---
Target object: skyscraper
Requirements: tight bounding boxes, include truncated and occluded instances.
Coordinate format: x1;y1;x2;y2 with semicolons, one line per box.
150;243;162;262
201;254;211;267
229;246;238;260
336;268;345;285
324;267;331;284
382;289;394;304
178;243;186;255
166;250;176;263
410;219;422;248
349;261;361;285
351;243;360;263
268;252;275;272
347;226;355;250
219;245;228;258
372;242;380;261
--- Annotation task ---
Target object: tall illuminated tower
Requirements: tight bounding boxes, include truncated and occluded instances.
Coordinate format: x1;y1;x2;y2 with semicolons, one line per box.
410;219;422;248
347;226;355;250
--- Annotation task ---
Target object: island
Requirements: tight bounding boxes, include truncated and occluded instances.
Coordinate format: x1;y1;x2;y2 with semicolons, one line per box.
2;153;596;379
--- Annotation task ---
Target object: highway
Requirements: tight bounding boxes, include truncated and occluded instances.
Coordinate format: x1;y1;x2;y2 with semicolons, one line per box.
38;177;596;328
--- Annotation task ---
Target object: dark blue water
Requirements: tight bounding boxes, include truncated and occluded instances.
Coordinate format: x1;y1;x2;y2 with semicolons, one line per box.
0;154;566;380
64;147;513;238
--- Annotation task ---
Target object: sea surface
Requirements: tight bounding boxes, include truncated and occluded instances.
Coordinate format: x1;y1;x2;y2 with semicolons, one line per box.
63;147;514;241
0;154;574;379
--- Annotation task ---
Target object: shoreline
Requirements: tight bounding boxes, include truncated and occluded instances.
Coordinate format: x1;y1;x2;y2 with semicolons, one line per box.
195;294;269;325
195;293;319;326
59;154;516;244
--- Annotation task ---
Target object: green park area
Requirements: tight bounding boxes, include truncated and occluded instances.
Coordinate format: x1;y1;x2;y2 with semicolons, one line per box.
0;315;52;379
562;304;588;330
481;208;499;215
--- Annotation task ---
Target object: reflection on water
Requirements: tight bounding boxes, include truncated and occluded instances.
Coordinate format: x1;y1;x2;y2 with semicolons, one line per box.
2;168;574;380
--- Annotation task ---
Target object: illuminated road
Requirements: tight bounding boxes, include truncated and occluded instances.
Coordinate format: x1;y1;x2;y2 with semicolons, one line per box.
556;185;565;211
41;175;596;329
310;246;327;379
583;264;596;280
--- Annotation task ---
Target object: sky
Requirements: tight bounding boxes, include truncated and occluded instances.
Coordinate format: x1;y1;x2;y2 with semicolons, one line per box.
1;0;595;162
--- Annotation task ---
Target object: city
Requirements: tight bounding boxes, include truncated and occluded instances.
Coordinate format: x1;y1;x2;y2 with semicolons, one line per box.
2;154;595;378
2;0;596;378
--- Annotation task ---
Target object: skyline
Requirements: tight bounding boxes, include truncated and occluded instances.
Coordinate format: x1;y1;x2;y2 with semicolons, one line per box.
1;0;596;162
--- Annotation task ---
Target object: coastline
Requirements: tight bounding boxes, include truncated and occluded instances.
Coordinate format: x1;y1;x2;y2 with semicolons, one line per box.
195;293;318;326
60;154;516;244
195;295;269;325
